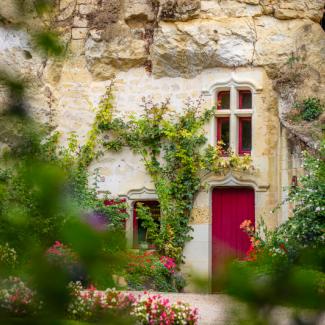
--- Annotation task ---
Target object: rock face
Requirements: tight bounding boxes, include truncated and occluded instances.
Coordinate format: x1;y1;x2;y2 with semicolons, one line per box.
151;18;256;78
1;0;325;107
85;22;148;79
158;0;201;21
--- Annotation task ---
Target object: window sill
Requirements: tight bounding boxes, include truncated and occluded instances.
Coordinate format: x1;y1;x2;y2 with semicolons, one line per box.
215;109;231;116
238;152;251;156
234;109;253;116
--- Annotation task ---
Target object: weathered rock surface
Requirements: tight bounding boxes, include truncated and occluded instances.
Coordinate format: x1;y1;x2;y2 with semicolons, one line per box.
151;18;255;78
0;27;42;77
0;26;56;123
201;0;324;21
85;22;148;79
124;0;156;23
158;0;201;21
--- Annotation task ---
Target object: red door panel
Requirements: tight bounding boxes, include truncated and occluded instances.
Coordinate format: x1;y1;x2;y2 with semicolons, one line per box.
212;187;255;281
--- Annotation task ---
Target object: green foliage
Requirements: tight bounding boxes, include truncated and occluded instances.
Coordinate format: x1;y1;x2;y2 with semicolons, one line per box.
125;251;181;292
136;204;160;244
0;116;128;260
251;147;325;260
292;97;324;122
79;85;114;167
218;145;325;323
99;97;252;263
33;31;65;57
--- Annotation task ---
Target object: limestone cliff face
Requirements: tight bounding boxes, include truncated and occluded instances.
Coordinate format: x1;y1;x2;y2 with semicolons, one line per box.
0;0;324;135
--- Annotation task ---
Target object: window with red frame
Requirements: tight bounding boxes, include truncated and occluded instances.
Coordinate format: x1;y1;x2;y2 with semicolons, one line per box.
217;91;230;110
238;90;252;109
217;117;230;152
238;117;252;155
133;201;160;248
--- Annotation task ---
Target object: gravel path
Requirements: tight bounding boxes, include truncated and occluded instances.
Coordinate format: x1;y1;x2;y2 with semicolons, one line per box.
154;293;236;325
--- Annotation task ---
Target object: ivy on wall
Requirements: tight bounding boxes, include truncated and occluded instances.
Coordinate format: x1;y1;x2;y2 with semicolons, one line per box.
87;89;252;263
79;85;115;168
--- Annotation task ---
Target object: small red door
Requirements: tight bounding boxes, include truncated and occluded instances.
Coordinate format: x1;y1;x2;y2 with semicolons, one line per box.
212;187;255;281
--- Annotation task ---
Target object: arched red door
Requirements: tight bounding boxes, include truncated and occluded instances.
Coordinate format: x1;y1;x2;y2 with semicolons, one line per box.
212;187;255;285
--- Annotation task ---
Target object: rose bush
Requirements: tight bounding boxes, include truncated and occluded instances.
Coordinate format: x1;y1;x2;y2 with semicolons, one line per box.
0;277;41;317
125;251;184;292
132;293;198;325
46;241;88;284
67;282;136;321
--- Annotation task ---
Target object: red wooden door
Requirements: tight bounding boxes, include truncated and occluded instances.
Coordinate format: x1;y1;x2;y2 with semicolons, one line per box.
212;187;255;279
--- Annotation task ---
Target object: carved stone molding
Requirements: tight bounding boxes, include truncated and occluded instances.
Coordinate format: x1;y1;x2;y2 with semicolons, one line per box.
202;74;263;97
120;187;157;201
202;171;269;192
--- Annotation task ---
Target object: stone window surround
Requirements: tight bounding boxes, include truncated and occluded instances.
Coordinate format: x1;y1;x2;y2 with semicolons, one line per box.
120;187;158;247
215;86;253;154
204;77;262;156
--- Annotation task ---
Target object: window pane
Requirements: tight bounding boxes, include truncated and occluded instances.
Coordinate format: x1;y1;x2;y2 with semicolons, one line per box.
218;91;230;110
136;202;160;245
241;119;252;152
220;119;230;150
239;91;252;109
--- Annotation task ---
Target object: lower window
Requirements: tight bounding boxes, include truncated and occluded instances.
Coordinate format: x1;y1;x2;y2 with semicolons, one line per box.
133;201;160;248
217;117;230;153
238;117;252;155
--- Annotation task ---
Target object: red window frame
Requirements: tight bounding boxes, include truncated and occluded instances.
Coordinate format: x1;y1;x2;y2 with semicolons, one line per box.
217;117;230;156
238;117;252;155
238;90;252;109
133;201;160;249
217;91;230;110
217;117;230;150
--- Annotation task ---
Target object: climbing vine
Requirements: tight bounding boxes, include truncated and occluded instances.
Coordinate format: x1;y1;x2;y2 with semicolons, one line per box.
90;93;252;263
79;84;115;167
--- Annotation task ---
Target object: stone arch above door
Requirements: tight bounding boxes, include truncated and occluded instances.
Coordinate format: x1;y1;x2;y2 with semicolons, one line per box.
202;171;269;193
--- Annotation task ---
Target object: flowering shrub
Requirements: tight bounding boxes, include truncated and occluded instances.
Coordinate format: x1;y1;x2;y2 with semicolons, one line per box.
103;198;128;229
0;243;17;269
68;283;198;325
0;277;40;316
68;282;136;321
46;241;78;266
160;256;177;274
46;241;88;284
132;293;198;325
240;219;289;261
125;251;184;292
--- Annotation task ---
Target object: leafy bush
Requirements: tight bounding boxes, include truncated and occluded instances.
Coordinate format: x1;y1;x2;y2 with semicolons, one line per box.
0;277;41;317
125;251;184;292
67;283;198;324
0;243;17;270
240;147;325;261
0;120;128;260
292;97;324;122
133;293;198;325
67;282;136;322
46;241;90;285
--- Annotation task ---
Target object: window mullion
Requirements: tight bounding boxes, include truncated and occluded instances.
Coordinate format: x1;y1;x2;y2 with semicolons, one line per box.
229;86;237;152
